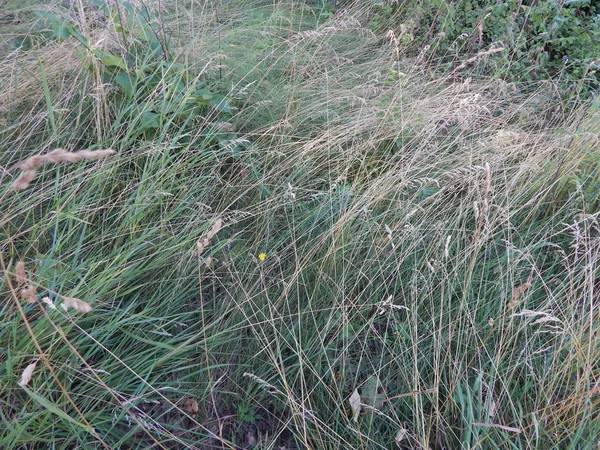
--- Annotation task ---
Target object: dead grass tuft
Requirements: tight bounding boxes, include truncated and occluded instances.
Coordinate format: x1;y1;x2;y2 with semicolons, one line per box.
0;41;81;112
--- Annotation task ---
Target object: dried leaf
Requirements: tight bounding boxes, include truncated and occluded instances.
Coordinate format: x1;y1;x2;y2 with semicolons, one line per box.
244;424;257;447
18;361;38;387
197;218;224;256
349;389;361;423
206;219;223;241
216;121;233;132
488;398;496;418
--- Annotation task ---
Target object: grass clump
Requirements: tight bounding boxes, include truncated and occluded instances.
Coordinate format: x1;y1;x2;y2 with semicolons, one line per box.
1;0;599;449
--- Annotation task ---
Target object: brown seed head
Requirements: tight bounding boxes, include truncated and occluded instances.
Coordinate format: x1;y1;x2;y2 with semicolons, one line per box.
20;285;37;303
15;261;27;285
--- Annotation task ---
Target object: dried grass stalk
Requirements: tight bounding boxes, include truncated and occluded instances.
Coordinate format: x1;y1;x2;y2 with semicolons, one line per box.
451;46;505;75
11;148;116;191
15;261;27;285
20;285;37;303
60;297;93;313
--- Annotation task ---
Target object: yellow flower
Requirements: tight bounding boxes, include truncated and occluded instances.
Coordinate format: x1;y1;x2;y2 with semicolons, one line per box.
258;253;266;261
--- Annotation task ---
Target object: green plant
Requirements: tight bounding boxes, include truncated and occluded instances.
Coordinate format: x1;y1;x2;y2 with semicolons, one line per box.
237;403;261;424
369;0;600;96
34;0;231;141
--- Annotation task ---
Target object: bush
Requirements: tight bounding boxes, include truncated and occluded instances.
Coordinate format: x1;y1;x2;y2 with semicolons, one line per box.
366;0;600;94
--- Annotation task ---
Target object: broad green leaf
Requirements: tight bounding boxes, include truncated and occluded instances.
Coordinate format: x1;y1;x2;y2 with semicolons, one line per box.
102;52;128;70
114;72;136;98
122;1;136;18
35;11;70;39
362;376;386;409
195;88;214;101
210;95;232;113
140;111;160;129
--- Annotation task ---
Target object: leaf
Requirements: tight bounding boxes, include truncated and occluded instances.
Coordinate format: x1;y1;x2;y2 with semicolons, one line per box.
362;375;386;409
210;95;232;113
64;24;87;46
114;72;136;98
183;397;199;415
194;88;214;101
60;297;92;313
34;11;87;44
14;261;27;285
139;111;160;130
41;297;56;310
349;389;361;423
565;0;591;5
122;1;136;18
196;218;224;256
35;11;66;34
20;285;37;303
102;52;128;71
22;386;94;432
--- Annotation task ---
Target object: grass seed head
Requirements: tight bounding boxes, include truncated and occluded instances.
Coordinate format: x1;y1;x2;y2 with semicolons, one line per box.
18;361;38;387
41;296;57;310
508;280;533;310
11;170;38;191
20;285;37;303
10;149;116;192
15;261;27;285
60;297;92;313
197;218;224;256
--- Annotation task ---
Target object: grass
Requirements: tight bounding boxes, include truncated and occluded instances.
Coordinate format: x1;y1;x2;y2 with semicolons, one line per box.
1;0;599;449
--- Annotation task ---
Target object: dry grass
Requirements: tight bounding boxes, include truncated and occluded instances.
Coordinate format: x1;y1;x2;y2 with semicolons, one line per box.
0;1;598;449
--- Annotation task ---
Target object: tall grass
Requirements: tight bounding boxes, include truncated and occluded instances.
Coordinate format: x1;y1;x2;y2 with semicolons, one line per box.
1;0;599;449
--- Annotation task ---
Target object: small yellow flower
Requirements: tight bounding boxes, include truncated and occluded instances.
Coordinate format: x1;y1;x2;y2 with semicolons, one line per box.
258;253;266;261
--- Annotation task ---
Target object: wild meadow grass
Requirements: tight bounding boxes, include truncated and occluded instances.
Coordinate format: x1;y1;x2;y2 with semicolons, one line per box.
1;1;599;449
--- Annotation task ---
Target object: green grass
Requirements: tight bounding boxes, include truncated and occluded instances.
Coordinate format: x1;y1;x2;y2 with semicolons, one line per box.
1;1;599;449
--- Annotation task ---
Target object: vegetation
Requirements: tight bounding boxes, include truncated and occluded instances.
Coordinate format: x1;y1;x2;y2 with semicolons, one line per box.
1;0;599;449
363;0;600;96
